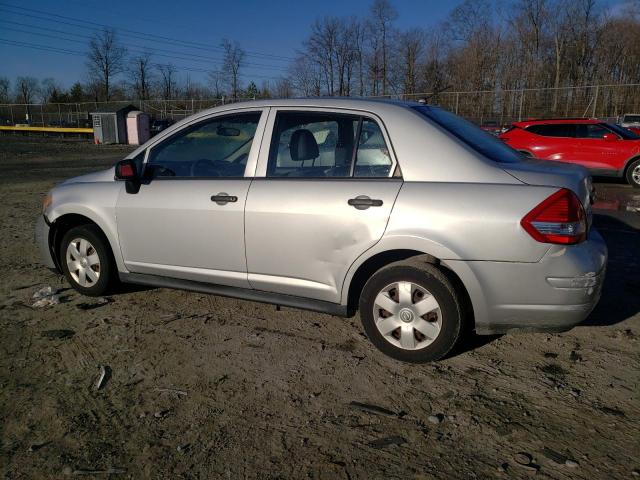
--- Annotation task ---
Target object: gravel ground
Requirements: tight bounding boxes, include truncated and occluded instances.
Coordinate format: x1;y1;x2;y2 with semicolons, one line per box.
0;136;638;479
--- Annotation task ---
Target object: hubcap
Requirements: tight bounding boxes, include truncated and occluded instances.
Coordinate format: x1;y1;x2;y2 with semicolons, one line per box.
66;237;100;287
632;164;640;185
399;308;414;323
373;281;442;350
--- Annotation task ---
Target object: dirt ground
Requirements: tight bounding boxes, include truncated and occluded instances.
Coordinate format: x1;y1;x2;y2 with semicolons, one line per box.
0;135;638;479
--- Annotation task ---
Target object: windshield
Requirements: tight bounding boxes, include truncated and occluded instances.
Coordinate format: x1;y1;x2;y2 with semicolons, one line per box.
412;106;522;164
606;123;640;140
622;115;640;123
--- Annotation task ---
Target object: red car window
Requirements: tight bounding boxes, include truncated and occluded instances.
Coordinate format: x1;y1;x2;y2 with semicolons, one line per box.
527;124;576;137
576;124;610;139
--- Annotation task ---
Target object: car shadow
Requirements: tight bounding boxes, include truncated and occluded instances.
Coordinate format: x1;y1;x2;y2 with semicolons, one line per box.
447;332;502;357
118;283;155;294
592;176;628;186
582;212;640;327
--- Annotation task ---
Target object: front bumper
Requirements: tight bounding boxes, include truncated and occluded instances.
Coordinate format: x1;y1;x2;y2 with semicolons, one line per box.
35;215;57;270
447;229;608;335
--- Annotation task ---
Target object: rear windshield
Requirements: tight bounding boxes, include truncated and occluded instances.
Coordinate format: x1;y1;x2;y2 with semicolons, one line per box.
412;106;522;164
623;115;640;123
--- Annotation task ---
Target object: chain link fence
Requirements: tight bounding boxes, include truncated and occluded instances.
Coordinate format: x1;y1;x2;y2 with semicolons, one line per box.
1;84;639;129
395;84;640;125
0;98;241;129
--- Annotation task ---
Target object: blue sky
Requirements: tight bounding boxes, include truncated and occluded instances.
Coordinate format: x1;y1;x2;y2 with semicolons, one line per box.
0;0;626;89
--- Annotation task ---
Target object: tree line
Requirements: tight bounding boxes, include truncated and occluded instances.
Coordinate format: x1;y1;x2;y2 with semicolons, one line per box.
1;0;639;110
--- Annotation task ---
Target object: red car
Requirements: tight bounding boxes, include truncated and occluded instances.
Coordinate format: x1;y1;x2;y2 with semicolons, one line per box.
499;118;640;187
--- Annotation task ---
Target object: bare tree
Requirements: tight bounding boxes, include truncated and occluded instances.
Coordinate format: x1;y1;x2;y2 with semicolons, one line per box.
419;31;449;96
289;55;321;96
396;28;426;94
15;76;39;104
40;77;61;103
0;77;9;103
275;77;294;98
369;0;397;95
304;17;360;96
207;70;225;98
306;17;339;95
351;19;367;96
260;80;272;98
157;63;177;100
14;76;39;123
86;28;127;101
222;39;245;100
130;53;153;100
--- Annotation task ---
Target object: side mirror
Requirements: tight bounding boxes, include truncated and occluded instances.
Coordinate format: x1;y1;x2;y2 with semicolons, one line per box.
115;159;138;180
115;159;141;194
602;133;619;142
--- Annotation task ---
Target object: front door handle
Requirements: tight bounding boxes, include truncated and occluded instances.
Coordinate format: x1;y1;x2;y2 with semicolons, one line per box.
348;195;383;210
211;193;238;205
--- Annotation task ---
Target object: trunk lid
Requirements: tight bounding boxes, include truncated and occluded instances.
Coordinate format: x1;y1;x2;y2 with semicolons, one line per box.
502;159;594;226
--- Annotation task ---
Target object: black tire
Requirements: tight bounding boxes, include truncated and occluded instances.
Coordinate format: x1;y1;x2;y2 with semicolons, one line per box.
625;158;640;188
59;224;117;297
359;260;463;363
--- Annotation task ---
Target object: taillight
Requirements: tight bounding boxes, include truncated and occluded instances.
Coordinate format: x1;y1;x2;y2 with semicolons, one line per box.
521;188;587;245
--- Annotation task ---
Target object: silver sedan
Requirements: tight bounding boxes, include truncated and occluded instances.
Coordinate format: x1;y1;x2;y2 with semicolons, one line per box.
36;98;607;362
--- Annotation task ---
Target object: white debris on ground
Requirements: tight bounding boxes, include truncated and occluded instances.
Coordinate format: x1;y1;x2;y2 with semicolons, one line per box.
31;286;60;308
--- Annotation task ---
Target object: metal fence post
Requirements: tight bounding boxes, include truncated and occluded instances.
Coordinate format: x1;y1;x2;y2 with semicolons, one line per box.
518;89;525;122
592;85;599;118
455;92;459;115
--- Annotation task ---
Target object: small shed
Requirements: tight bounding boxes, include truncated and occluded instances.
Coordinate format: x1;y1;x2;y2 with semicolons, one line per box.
90;104;138;144
126;111;151;145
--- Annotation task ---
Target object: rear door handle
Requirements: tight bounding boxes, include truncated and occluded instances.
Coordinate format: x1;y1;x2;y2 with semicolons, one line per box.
348;196;383;210
211;193;238;205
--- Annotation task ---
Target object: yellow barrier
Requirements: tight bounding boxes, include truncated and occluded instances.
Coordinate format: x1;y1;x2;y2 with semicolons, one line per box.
0;126;93;134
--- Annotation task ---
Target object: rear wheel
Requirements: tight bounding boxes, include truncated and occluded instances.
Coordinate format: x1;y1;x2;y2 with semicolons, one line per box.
59;225;116;296
626;158;640;188
359;260;463;363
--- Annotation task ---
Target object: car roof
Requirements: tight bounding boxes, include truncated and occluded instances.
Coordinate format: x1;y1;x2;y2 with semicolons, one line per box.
513;118;602;127
199;98;424;119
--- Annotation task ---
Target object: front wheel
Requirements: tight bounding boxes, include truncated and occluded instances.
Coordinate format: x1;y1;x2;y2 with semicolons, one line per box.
59;225;116;296
626;158;640;188
359;260;463;363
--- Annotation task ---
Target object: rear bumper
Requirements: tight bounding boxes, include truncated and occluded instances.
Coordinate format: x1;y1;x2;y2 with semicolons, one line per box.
446;229;608;335
35;215;57;270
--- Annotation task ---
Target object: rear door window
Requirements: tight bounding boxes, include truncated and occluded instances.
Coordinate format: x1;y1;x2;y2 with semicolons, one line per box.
527;124;576;137
267;111;394;178
575;124;611;139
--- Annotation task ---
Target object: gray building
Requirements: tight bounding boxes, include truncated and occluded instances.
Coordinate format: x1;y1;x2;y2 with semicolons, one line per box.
91;105;138;144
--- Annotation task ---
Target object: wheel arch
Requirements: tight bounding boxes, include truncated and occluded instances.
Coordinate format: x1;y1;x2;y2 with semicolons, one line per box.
343;249;475;330
622;155;640;180
48;212;119;272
